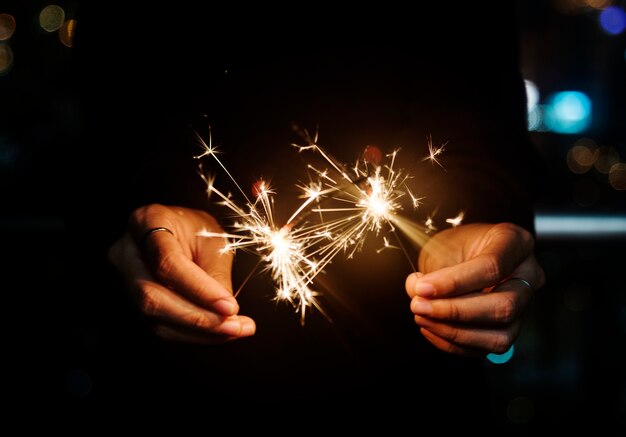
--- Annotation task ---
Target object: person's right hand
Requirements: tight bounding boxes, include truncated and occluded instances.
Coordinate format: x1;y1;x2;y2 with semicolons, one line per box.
108;204;256;344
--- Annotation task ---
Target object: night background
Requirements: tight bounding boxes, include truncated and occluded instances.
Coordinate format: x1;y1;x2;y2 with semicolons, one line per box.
1;1;625;430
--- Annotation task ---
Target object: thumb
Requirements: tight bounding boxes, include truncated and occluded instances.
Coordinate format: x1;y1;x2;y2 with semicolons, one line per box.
405;271;425;298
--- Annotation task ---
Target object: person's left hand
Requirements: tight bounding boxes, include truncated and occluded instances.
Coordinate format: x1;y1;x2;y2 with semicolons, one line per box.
405;223;545;356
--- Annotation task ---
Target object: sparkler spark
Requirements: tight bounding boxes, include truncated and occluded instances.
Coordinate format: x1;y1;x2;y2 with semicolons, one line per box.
445;211;465;227
422;134;447;169
194;128;450;321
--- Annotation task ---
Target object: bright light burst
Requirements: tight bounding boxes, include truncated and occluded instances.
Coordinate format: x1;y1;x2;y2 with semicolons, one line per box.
194;129;448;321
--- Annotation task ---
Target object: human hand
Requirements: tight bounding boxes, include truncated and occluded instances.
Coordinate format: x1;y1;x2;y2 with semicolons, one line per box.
108;204;256;344
405;223;545;356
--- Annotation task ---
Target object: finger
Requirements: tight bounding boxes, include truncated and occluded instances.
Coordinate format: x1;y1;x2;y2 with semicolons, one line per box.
142;230;239;315
405;271;424;298
410;279;534;325
415;315;520;354
509;253;546;292
419;328;483;357
110;233;253;333
152;321;255;345
410;223;534;297
135;277;255;336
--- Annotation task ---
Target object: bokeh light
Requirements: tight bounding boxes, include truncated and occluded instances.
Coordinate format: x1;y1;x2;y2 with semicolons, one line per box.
566;138;599;174
507;396;535;424
599;6;626;35
487;344;515;364
59;19;77;48
0;43;13;75
585;0;612;9
0;13;16;41
536;213;626;238
594;146;620;173
528;105;546;131
39;5;65;33
524;79;539;111
609;162;626;190
545;91;592;134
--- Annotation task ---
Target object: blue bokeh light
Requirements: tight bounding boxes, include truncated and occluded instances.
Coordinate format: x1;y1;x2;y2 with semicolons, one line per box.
599;6;626;35
545;91;592;134
487;344;515;364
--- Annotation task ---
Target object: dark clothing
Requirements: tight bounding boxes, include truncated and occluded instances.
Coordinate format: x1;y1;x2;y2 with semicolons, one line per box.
63;2;539;424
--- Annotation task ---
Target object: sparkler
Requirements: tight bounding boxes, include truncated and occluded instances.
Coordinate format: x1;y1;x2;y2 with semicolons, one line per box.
194;128;460;321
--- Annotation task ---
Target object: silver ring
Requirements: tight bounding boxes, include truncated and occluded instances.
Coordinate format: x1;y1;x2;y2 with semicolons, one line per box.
509;276;532;290
141;227;174;245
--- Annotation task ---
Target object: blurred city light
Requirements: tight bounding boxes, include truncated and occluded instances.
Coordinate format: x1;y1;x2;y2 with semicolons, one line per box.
566;138;598;173
594;146;620;173
0;13;16;41
535;213;626;239
59;19;77;48
609;162;626;190
585;0;613;9
0;42;13;75
599;6;626;35
525;79;540;111
39;5;65;33
528;105;546;131
545;91;592;134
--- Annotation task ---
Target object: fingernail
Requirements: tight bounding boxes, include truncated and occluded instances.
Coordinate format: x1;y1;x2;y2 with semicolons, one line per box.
214;299;238;316
413;280;436;297
411;297;432;315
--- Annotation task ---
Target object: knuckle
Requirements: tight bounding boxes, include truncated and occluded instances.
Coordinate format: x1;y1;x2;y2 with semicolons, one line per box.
484;253;504;283
137;285;161;317
129;204;161;225
186;312;214;330
494;294;518;324
129;203;170;230
448;302;462;322
496;222;534;251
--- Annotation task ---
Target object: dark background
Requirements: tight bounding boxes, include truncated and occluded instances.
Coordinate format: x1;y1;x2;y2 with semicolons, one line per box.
1;0;624;430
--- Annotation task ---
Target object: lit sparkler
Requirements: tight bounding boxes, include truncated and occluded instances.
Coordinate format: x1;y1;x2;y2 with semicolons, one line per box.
194;129;450;321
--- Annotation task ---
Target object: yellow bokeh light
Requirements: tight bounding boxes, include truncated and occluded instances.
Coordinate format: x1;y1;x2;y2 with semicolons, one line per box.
609;162;626;190
594;146;620;174
0;13;16;41
567;144;598;174
0;43;13;75
59;19;77;47
585;0;612;9
39;5;65;32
